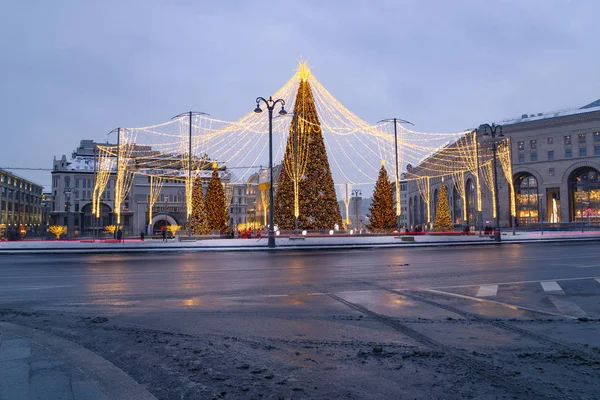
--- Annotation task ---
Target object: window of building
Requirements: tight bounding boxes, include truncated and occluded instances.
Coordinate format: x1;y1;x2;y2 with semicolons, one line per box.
64;176;70;188
519;153;524;163
580;147;587;157
566;148;572;158
571;168;600;223
549;168;555;177
531;152;537;162
547;137;553;145
530;139;537;149
595;132;600;142
75;179;79;188
515;174;538;226
596;145;600;157
518;141;524;150
548;150;554;161
578;133;586;143
565;135;572;145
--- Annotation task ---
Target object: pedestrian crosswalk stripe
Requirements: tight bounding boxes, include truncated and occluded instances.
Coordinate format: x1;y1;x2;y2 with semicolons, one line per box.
476;285;498;297
541;281;563;292
548;297;588;318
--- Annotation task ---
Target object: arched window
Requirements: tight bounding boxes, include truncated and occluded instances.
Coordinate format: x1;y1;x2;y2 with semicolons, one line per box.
453;186;463;224
570;167;600;223
514;174;538;226
466;179;476;226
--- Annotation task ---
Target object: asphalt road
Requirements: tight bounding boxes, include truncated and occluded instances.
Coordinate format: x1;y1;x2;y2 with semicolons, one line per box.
1;242;600;399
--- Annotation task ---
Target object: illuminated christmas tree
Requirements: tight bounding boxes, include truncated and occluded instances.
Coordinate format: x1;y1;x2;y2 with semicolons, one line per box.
367;164;396;232
206;169;228;232
274;64;343;230
190;176;209;235
433;184;453;232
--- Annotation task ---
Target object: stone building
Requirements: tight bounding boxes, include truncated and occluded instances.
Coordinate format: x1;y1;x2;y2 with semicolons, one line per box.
50;140;248;237
0;169;44;239
406;99;600;230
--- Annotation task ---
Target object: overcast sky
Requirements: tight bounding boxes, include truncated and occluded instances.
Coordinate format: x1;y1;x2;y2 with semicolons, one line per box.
2;0;599;186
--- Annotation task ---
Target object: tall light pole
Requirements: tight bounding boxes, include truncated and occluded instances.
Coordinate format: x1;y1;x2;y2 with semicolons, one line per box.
538;193;544;236
478;123;504;242
172;111;210;238
254;96;287;248
352;189;362;233
378;118;414;232
578;192;585;233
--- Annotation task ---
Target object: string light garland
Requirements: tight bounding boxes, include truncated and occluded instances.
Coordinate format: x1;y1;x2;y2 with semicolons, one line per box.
89;61;510;232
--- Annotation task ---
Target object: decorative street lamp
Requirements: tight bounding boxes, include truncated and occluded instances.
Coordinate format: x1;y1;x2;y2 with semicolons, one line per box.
478;123;504;242
254;96;287;248
172;111;210;238
578;192;585;233
538;193;544;236
352;189;362;233
378;118;414;233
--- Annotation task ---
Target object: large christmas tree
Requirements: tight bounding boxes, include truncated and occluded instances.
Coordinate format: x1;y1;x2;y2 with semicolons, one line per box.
433;184;453;232
274;66;342;230
367;164;396;232
189;176;209;235
206;169;228;232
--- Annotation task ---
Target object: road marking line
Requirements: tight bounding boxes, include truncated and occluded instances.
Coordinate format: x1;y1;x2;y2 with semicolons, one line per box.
541;281;563;292
431;275;600;290
424;289;576;319
262;294;289;298
548;297;588;318
476;285;498;297
307;292;328;296
595;278;600;285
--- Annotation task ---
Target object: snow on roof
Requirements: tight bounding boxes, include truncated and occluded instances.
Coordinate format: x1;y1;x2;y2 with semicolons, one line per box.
499;104;600;126
65;155;104;171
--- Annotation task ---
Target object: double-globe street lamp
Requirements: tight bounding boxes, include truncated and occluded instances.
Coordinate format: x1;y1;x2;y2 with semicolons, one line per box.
478;123;504;242
254;96;287;248
352;189;362;233
378;118;414;232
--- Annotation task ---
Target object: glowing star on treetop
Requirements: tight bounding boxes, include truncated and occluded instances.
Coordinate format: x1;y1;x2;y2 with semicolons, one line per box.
296;61;311;82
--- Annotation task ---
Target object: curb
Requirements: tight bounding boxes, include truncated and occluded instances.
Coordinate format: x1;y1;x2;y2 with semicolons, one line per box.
0;236;599;254
0;322;157;400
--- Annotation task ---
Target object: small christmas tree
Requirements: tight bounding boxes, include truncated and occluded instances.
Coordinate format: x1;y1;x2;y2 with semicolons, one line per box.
206;169;228;232
367;164;396;232
190;176;209;235
433;184;454;232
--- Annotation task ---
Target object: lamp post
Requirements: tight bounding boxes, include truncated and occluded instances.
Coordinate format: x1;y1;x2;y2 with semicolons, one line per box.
378;118;414;232
538;193;544;236
254;96;287;248
352;189;362;233
171;111;210;238
578;192;584;233
478;123;504;242
63;187;72;238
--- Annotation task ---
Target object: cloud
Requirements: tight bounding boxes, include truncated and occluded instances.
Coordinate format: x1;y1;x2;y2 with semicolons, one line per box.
1;0;598;185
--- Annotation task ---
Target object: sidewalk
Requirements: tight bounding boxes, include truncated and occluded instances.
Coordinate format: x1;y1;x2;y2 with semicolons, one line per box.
0;322;156;400
0;231;599;254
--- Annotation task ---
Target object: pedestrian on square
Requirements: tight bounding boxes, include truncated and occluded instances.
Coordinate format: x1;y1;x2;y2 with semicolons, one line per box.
117;228;123;243
162;228;167;242
140;231;145;241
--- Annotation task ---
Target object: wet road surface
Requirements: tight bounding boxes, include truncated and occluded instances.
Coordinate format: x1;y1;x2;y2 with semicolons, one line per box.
1;242;600;399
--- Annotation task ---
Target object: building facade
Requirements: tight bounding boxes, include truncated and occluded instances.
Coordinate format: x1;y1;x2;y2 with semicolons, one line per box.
0;169;44;239
51;140;249;237
406;100;600;230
